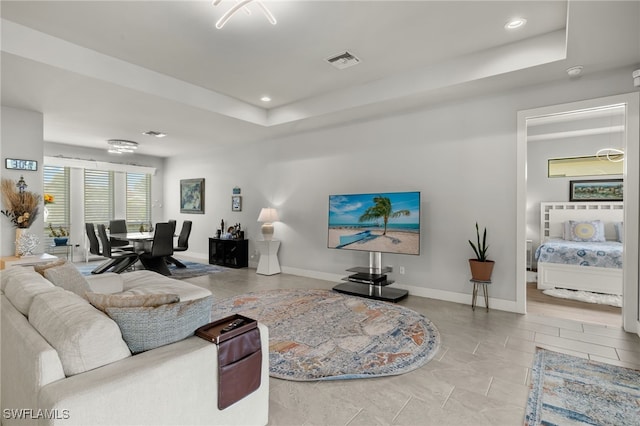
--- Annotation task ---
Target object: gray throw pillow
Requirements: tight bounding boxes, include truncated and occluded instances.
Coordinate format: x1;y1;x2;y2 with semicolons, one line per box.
106;295;213;354
43;261;92;299
86;292;180;312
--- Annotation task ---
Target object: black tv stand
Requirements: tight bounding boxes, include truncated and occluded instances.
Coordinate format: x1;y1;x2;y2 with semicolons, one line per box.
332;252;408;302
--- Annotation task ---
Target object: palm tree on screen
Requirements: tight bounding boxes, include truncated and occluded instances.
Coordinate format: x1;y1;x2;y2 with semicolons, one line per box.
358;196;410;236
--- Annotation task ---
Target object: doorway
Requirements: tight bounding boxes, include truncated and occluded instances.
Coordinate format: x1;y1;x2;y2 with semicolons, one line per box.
516;93;640;335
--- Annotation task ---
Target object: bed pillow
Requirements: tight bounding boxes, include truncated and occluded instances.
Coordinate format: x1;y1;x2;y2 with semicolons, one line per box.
105;295;212;354
614;222;624;243
568;220;606;242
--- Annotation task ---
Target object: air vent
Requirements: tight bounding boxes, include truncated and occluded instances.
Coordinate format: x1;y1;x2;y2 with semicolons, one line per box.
326;51;361;70
142;130;166;138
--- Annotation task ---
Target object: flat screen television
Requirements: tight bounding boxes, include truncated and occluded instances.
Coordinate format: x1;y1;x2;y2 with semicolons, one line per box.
328;191;420;256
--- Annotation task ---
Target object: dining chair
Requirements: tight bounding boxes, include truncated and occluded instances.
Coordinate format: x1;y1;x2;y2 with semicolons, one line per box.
166;220;192;268
109;219;134;250
139;222;174;276
96;224;139;274
86;222;116;274
168;219;177;234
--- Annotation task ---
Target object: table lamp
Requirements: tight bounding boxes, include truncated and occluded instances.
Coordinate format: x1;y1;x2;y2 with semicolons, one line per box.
257;208;279;241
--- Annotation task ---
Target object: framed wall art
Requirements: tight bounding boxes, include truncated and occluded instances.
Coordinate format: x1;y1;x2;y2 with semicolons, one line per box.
569;179;623;202
232;195;242;212
180;178;205;214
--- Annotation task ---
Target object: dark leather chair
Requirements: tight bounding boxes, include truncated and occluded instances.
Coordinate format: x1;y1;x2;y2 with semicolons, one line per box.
96;224;139;274
109;219;134;250
86;223;112;274
168;219;177;234
139;222;174;276
166;220;191;268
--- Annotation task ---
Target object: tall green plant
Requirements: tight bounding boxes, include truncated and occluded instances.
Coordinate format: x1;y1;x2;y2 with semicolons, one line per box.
468;222;489;261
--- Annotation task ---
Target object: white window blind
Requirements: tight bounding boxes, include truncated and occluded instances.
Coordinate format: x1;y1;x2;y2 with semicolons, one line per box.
43;165;70;226
126;172;151;228
84;169;114;225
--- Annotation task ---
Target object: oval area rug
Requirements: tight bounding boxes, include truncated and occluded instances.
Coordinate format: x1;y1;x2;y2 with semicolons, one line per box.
212;289;440;381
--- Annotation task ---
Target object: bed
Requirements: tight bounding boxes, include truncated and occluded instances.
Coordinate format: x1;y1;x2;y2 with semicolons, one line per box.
535;202;623;296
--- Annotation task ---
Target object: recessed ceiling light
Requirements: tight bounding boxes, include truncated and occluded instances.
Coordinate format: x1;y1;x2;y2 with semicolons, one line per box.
260;96;272;102
142;130;167;138
505;18;527;30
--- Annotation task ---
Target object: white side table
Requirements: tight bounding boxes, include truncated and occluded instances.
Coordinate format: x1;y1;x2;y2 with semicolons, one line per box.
256;240;281;275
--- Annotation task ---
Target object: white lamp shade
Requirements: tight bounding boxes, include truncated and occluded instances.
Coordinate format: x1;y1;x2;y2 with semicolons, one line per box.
257;208;279;223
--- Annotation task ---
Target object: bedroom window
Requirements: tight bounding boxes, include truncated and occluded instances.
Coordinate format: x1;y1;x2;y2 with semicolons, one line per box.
548;155;623;178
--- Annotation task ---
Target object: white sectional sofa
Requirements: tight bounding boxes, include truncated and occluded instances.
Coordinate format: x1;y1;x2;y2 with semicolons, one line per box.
1;264;269;426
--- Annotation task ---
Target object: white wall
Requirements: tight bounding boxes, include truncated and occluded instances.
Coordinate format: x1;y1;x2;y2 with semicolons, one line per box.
165;66;638;310
0;106;44;256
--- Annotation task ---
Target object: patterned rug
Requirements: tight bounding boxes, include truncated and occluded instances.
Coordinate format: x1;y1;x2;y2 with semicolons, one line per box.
212;289;440;381
76;260;225;279
525;348;640;425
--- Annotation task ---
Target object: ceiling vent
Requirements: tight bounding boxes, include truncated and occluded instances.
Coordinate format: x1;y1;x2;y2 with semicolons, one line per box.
326;51;361;70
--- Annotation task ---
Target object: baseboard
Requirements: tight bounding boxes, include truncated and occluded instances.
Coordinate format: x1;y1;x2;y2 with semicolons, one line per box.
281;266;520;313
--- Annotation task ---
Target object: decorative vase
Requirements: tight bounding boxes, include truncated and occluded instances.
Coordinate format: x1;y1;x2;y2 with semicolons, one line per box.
15;229;39;257
54;237;69;246
469;259;495;281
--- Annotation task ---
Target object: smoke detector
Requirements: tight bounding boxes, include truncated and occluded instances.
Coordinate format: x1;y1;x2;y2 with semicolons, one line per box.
566;65;583;78
326;51;361;70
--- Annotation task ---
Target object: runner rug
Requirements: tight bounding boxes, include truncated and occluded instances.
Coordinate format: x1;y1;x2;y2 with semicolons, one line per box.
212;288;440;381
525;348;640;425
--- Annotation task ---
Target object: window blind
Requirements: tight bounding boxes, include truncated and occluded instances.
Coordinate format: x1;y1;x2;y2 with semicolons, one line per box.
126;172;151;228
84;169;114;225
43;165;70;226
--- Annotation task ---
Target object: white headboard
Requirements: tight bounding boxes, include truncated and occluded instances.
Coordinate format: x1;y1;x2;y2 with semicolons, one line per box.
540;202;624;241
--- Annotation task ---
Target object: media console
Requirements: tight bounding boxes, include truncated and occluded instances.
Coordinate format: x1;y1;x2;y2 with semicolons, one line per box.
332;252;408;302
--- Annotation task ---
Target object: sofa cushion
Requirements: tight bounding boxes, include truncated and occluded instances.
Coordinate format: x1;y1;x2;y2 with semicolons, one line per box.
29;290;131;376
4;271;59;315
106;295;213;354
86;292;180;312
85;272;125;294
1;265;35;292
34;258;67;276
43;261;92;299
119;270;212;302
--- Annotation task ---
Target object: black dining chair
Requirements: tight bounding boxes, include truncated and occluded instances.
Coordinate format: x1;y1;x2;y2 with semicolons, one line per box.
166;220;192;268
86;223;111;274
139;222;174;276
109;219;134;250
96;224;139;274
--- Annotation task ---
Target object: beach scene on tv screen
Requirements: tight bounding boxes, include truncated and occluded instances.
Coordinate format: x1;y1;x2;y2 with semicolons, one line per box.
328;192;420;255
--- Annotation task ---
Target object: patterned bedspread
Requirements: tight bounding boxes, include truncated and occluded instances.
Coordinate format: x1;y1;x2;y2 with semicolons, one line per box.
535;239;623;269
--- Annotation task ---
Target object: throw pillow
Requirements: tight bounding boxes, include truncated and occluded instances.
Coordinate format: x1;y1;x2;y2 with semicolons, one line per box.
106;295;213;354
569;220;606;242
29;289;131;376
86;292;180;312
43;261;92;299
614;222;624;243
34;258;67;276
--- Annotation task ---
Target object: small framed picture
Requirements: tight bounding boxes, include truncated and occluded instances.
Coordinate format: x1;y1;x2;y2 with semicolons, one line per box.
232;195;242;212
233;187;241;195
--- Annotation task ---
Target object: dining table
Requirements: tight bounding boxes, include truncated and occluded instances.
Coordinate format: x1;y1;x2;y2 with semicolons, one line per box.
109;231;155;253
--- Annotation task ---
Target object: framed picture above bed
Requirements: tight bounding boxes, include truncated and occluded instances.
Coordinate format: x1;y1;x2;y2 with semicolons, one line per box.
569;179;623;202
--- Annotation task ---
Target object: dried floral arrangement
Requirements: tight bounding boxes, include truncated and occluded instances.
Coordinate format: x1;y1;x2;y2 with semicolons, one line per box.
1;177;41;229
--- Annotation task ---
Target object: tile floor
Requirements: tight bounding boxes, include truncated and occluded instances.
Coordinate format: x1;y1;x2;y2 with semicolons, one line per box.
153;262;640;425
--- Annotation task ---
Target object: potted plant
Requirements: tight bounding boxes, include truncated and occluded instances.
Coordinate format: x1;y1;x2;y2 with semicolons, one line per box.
49;223;69;246
468;222;494;281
